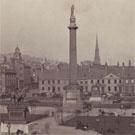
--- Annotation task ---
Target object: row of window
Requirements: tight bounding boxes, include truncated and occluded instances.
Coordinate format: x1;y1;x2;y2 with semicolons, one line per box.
80;79;122;84
42;86;61;92
125;86;135;91
125;80;134;84
107;86;122;92
41;85;123;93
41;79;123;85
5;74;16;79
81;86;122;92
42;80;61;85
6;80;16;86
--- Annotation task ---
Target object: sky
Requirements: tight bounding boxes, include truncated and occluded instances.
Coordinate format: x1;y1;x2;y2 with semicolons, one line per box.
0;0;135;65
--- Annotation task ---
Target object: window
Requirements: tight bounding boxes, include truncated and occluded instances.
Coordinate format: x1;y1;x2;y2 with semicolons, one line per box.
52;80;55;84
91;80;93;84
108;80;111;84
48;87;50;90
57;80;60;84
42;87;44;90
126;80;128;84
114;86;117;91
52;86;55;92
42;80;44;84
119;86;122;92
80;81;83;84
102;80;104;84
119;80;121;83
97;80;100;84
58;87;60;92
114;80;117;84
131;80;134;83
85;81;88;84
85;86;88;91
48;80;50;84
108;86;111;91
80;86;83;90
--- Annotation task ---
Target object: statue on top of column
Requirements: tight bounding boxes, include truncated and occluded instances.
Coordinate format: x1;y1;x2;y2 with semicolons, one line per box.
71;5;74;16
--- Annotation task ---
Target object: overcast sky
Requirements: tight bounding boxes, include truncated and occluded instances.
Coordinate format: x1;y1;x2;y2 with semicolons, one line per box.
0;0;135;65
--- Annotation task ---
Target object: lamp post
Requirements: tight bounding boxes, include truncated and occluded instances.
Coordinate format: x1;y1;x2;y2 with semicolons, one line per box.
7;122;11;135
130;122;135;135
96;117;100;135
116;115;120;133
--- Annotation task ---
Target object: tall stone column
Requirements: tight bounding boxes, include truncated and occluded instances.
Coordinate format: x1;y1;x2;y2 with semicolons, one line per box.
68;5;78;84
63;5;82;113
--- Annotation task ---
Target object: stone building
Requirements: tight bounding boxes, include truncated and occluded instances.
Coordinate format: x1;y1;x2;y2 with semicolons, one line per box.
38;63;135;97
38;5;135;97
0;67;17;94
10;46;25;89
10;46;32;90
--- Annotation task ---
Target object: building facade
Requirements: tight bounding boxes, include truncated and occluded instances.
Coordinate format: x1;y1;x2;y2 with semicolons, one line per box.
0;67;17;94
38;62;135;97
10;46;32;90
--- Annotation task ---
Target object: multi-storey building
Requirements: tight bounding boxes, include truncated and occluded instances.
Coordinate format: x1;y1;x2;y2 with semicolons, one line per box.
10;46;24;89
10;46;32;90
122;62;135;96
38;37;135;96
39;63;135;97
24;65;31;89
0;67;17;94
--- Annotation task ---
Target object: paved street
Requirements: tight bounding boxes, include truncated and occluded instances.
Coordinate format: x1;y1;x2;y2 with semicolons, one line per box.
28;117;100;135
64;115;135;135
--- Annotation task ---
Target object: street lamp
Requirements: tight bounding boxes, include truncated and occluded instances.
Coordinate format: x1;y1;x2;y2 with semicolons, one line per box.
7;122;11;135
130;119;135;135
116;115;120;133
96;117;100;135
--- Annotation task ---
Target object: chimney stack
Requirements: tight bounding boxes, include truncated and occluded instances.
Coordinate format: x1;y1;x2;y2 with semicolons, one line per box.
117;61;119;67
122;62;125;67
129;60;131;67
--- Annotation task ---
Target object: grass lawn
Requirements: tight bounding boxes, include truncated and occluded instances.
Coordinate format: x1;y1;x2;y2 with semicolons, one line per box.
63;115;135;135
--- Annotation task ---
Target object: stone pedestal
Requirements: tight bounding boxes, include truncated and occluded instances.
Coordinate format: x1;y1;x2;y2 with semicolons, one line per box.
63;83;82;112
6;103;29;124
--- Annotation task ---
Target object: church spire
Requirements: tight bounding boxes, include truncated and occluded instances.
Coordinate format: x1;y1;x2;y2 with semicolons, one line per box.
94;34;101;65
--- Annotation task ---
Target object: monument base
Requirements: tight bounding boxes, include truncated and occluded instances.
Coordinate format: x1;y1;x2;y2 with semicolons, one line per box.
63;83;83;112
6;103;29;124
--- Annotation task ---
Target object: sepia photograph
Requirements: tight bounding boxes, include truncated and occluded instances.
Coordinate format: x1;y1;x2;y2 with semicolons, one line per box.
0;0;135;135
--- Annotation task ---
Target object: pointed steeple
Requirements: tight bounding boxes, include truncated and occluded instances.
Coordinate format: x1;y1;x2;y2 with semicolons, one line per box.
94;34;101;65
13;45;22;61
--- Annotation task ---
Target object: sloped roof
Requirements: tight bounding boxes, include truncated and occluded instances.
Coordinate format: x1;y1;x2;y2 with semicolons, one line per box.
39;65;135;80
39;70;69;80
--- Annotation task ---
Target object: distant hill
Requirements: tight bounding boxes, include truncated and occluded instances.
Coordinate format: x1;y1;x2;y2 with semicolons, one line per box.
0;53;61;70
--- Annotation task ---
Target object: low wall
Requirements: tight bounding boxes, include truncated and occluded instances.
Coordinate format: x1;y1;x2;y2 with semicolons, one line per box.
1;123;29;133
0;104;56;117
